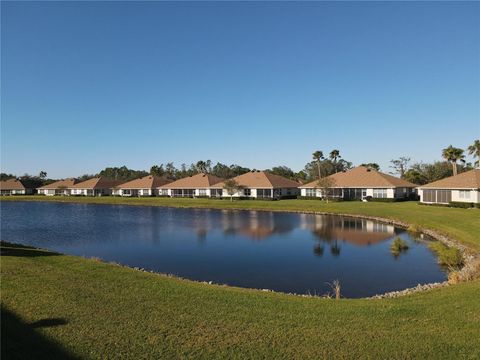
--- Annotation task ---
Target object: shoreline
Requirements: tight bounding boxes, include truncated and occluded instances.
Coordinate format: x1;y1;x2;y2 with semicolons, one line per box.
2;198;478;299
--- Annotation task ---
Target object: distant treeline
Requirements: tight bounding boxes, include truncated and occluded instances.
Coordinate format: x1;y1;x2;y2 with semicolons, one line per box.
1;140;478;186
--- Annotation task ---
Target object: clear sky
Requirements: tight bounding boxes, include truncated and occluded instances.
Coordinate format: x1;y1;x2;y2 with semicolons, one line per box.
1;1;479;178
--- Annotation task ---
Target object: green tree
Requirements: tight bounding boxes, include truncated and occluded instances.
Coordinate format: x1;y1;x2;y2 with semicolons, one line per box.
268;166;296;180
329;150;341;173
312;151;324;178
442;145;465;176
39;171;47;179
150;165;165;177
196;161;208;173
360;163;380;171
467;139;480;167
223;179;243;202
165;162;177;180
0;173;16;181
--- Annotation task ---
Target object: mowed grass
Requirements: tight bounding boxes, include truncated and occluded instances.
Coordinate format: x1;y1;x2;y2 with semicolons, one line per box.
1;197;480;359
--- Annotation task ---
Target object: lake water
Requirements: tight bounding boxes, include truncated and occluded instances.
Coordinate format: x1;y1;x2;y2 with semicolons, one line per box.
0;201;446;297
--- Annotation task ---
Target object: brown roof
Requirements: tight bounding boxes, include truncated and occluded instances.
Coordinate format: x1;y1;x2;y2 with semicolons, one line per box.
116;175;171;189
70;177;124;189
0;179;26;190
37;178;78;190
158;173;224;189
213;171;300;189
418;169;480;189
300;166;417;188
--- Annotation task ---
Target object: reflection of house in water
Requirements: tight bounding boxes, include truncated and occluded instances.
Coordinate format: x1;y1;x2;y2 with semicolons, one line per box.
220;210;295;241
300;214;397;247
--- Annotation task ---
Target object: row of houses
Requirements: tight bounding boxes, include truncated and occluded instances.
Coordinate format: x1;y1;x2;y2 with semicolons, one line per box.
1;167;479;205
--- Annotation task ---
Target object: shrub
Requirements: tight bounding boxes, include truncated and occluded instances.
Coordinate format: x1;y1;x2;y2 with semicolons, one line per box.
429;242;463;268
390;237;409;256
449;201;475;209
407;224;422;234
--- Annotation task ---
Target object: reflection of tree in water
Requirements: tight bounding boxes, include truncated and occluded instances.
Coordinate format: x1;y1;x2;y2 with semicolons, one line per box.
330;240;341;256
311;216;342;257
196;229;208;243
309;215;397;256
313;244;325;257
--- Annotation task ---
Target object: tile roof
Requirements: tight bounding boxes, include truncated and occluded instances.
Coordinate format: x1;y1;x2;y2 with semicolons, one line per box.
300;166;417;188
418;169;480;189
37;178;78;190
213;171;300;188
158;173;224;189
116;175;171;189
0;179;26;190
69;177;124;189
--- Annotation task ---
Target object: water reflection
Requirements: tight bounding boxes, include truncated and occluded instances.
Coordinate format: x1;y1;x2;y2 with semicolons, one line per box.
0;202;447;298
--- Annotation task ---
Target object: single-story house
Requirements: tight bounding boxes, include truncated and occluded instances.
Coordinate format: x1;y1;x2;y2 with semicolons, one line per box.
112;175;171;197
211;170;301;199
417;168;480;204
69;177;123;196
299;166;417;200
0;179;34;196
37;178;78;196
158;173;224;197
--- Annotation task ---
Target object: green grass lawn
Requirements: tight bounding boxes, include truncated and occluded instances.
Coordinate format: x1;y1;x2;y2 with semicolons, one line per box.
1;197;480;359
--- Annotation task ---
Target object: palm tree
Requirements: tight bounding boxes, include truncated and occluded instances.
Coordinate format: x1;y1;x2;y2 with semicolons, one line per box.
312;150;324;178
442;145;465;176
467;139;480;167
329;150;341;173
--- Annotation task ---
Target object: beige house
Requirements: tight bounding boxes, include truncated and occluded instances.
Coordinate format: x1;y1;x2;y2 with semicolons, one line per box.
158;173;224;197
37;178;78;196
299;166;417;200
212;170;300;199
0;179;34;195
417;169;480;204
69;177;123;196
112;175;171;197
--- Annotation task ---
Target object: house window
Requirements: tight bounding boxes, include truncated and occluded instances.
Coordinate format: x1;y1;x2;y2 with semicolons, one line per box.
199;189;207;196
211;189;222;197
305;188;316;197
373;189;388;198
123;189;131;195
257;189;272;198
160;189;169;196
459;190;470;199
244;189;251;196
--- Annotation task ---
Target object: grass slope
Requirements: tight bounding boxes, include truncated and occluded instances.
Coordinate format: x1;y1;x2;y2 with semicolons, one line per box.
1;197;480;359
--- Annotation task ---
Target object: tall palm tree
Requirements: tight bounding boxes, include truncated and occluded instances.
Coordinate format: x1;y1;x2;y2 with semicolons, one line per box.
442;145;465;176
329;150;341;173
312;151;324;178
467;139;480;167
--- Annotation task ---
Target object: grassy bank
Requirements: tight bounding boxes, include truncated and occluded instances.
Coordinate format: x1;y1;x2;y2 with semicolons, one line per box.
2;197;480;358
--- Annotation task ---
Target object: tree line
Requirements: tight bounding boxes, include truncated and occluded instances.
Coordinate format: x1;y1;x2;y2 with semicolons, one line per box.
1;139;478;186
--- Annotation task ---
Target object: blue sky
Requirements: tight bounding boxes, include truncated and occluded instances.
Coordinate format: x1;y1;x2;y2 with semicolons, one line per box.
1;1;479;178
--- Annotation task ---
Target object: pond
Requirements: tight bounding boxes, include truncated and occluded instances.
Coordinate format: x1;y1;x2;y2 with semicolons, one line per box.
0;201;446;297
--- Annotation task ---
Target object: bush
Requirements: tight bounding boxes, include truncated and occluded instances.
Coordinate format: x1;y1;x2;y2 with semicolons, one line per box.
449;201;475;209
429;242;463;268
407;224;422;234
297;196;320;200
279;195;298;200
390;237;409;256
